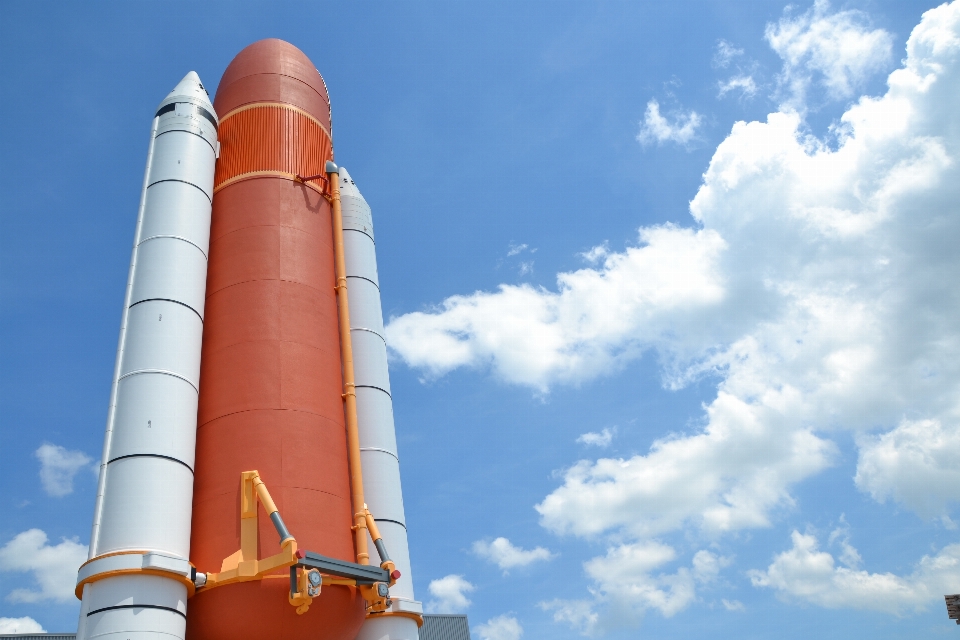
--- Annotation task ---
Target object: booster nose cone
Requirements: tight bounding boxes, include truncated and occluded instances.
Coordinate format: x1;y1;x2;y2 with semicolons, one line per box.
158;71;216;115
336;167;364;201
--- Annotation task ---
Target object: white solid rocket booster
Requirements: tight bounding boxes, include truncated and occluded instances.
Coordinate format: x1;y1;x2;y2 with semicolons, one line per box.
77;72;218;640
339;168;424;639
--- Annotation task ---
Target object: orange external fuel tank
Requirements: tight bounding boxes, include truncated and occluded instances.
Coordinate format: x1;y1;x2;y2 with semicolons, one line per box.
186;39;365;640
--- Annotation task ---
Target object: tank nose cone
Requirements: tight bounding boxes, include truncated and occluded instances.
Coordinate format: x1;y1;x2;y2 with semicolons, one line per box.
161;71;215;111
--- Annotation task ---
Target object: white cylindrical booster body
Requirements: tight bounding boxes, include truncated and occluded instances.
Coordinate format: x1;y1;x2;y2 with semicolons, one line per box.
78;72;218;640
339;168;422;640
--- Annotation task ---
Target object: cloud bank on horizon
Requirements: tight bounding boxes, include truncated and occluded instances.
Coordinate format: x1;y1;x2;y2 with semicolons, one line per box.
386;0;960;634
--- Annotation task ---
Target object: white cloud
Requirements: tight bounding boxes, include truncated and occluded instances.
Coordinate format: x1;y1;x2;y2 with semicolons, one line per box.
508;243;529;256
766;0;893;106
576;427;615;447
538;390;836;538
544;545;729;635
36;443;92;497
714;38;758;100
385;225;725;391
0;617;45;634
718;75;758;99
472;537;555;572
827;518;862;570
579;243;609;264
713;40;745;68
540;598;597;635
722;599;745;611
637;100;702;146
391;0;960;537
749;530;960;613
855;419;960;518
426;574;474;613
475;615;523;640
389;0;960;626
0;529;88;603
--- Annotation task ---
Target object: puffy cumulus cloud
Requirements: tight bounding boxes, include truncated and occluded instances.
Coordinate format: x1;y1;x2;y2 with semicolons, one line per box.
576;427;615;447
766;0;894;106
855;419;960;518
36;443;92;497
749;530;960;613
391;0;960;626
396;0;960;534
425;574;474;613
538;390;836;538
543;545;729;635
637;100;702;146
0;617;45;634
385;225;725;391
472;537;555;572
0;529;88;603
474;615;523;640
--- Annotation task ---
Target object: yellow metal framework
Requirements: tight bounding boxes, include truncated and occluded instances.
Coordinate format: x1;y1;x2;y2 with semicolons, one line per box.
204;471;298;590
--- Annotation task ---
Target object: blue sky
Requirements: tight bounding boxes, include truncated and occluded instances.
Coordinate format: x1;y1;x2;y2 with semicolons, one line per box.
2;1;959;638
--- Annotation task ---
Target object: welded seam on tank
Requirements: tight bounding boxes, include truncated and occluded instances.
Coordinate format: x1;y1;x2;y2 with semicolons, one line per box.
154;127;217;154
197;406;354;429
343;227;375;244
350;326;385;342
213;170;326;195
346;275;380;290
87;604;186;619
128;298;203;322
117;369;198;393
355;384;391;398
359;447;399;462
147;179;212;203
107;453;194;473
269;484;349;502
137;235;209;260
374;518;406;530
203;273;339;301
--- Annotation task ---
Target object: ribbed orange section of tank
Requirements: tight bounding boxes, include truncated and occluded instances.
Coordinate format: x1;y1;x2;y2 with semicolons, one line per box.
187;39;364;640
214;103;332;193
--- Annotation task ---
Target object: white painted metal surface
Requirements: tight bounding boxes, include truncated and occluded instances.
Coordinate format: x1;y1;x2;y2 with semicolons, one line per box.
78;72;217;640
339;168;423;640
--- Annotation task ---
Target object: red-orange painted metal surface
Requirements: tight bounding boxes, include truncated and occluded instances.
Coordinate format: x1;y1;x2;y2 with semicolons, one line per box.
187;39;364;640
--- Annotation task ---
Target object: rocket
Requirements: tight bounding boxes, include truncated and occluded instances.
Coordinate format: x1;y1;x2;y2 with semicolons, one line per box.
76;40;422;640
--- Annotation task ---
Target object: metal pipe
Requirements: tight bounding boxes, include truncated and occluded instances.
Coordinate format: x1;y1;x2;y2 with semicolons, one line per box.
252;474;278;514
269;512;293;546
327;160;370;566
364;510;391;563
373;539;391;565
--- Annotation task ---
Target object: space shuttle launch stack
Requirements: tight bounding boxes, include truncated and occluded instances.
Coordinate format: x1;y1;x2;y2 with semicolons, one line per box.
77;39;422;640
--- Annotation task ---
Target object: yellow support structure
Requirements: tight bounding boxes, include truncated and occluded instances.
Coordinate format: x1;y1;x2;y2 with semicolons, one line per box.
204;471;299;589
